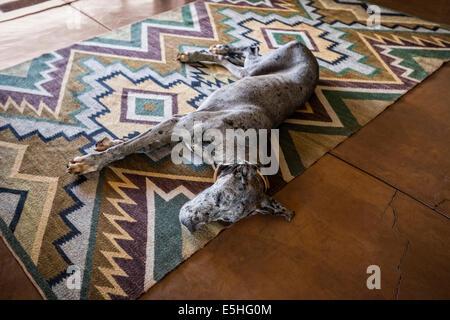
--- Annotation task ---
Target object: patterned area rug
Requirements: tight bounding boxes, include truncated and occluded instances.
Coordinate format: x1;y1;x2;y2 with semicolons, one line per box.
0;0;449;300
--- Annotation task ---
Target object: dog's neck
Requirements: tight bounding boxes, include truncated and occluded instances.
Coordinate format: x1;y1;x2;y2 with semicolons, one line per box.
213;161;270;192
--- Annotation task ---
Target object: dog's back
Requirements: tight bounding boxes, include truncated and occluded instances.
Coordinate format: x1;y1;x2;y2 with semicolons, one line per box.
198;41;319;127
66;41;319;179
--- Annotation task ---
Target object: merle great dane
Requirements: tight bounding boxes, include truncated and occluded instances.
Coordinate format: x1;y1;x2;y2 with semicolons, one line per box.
67;40;319;232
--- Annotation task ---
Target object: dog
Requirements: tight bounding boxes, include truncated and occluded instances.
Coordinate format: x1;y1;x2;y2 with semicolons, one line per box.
67;40;319;232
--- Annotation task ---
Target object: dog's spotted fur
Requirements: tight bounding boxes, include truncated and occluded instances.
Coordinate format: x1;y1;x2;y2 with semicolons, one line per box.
67;41;319;232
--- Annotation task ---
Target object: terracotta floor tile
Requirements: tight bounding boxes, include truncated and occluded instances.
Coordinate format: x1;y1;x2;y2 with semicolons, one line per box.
0;238;41;299
70;0;196;30
0;0;66;23
141;155;410;299
0;5;108;70
368;0;450;25
389;192;450;299
332;64;450;216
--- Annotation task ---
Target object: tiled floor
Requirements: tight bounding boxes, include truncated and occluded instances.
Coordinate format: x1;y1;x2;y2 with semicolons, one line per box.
0;0;449;300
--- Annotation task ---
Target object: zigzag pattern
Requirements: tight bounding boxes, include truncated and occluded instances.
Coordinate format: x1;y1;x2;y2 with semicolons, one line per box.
48;176;87;287
0;123;99;155
0;140;58;263
217;6;377;74
319;34;450;89
330;19;450;33
78;2;216;61
358;32;450;48
0;49;72;113
0;187;27;232
97;166;211;296
0;96;58;119
95;168;139;300
379;46;447;82
210;0;281;7
0;52;63;97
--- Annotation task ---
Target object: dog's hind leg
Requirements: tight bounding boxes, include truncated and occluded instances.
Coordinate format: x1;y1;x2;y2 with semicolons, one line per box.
94;137;128;152
67;117;179;175
177;50;220;64
209;44;260;68
177;50;248;79
209;44;258;57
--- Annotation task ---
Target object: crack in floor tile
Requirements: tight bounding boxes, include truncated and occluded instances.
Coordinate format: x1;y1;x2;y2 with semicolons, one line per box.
389;199;411;300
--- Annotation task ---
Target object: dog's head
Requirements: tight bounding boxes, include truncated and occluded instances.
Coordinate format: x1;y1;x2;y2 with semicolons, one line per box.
179;162;294;232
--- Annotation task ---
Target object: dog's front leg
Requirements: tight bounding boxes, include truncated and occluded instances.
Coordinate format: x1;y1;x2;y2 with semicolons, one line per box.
67;117;179;175
177;50;248;79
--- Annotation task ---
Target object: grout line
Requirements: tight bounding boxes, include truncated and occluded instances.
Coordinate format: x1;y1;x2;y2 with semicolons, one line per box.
328;152;450;220
69;3;112;31
0;2;69;23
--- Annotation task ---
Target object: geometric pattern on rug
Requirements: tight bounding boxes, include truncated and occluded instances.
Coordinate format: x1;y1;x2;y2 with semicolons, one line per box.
0;0;449;299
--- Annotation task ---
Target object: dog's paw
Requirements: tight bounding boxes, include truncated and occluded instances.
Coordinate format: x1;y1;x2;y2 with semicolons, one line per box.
284;210;295;222
95;137;127;152
209;44;229;55
95;137;113;152
66;156;96;175
177;52;189;62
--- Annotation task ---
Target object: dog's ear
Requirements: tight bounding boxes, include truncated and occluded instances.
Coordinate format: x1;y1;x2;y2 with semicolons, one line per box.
213;163;236;181
254;196;295;221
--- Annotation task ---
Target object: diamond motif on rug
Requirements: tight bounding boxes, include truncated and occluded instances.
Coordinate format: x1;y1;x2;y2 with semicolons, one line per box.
262;27;319;51
121;89;178;125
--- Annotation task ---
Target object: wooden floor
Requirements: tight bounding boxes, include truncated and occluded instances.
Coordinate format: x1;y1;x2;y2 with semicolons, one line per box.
0;0;449;300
